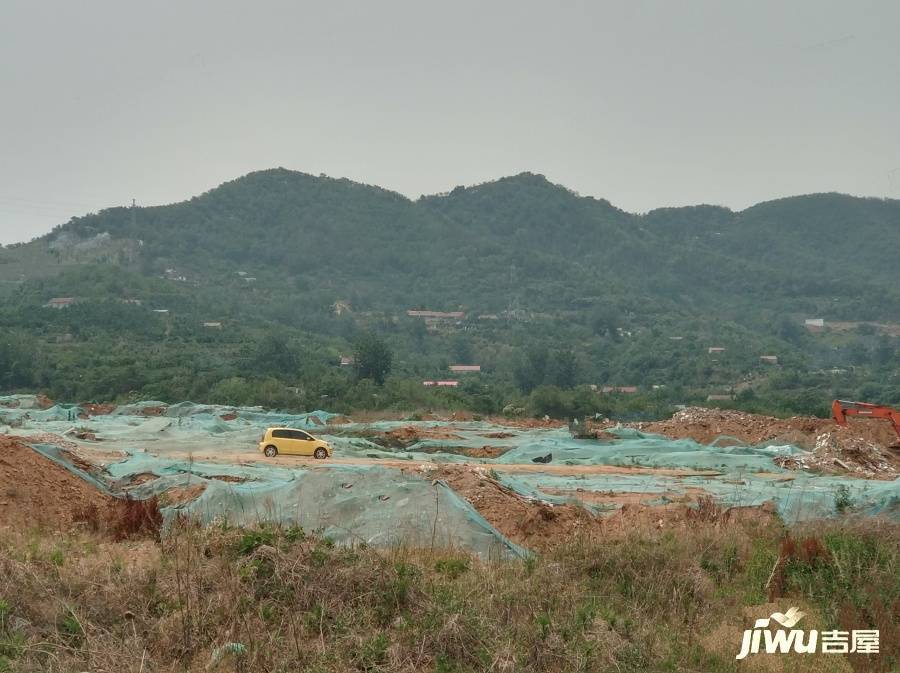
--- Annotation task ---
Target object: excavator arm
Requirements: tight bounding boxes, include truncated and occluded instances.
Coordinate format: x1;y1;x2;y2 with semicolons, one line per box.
832;399;900;438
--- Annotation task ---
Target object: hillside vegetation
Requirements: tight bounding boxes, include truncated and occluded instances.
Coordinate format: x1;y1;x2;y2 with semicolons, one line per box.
1;517;897;672
0;169;898;416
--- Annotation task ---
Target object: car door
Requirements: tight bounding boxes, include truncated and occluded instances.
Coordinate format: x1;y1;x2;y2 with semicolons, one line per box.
271;429;297;455
290;430;317;456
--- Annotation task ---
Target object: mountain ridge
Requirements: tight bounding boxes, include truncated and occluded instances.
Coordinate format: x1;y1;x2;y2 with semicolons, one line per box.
18;168;899;251
1;167;898;411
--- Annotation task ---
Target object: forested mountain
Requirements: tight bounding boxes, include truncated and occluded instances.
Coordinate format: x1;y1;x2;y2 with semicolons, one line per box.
1;169;898;415
31;168;900;317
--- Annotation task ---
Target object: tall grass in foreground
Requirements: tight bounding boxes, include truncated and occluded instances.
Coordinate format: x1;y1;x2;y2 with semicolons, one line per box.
0;514;896;672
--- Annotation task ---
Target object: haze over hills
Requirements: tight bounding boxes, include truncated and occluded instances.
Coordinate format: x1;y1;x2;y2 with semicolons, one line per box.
1;168;898;413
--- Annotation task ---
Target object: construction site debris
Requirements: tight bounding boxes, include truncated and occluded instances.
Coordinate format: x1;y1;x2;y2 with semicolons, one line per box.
590;407;899;479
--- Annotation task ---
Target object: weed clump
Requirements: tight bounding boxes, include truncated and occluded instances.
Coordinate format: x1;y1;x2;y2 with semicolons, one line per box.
0;518;896;672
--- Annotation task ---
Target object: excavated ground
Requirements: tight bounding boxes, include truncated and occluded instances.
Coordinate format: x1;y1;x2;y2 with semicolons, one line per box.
0;436;114;530
1;431;757;551
3;402;897;550
405;464;773;551
590;407;899;479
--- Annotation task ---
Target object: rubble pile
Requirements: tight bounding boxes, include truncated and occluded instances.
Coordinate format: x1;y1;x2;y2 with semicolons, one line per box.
610;407;898;479
631;407;828;446
805;429;897;476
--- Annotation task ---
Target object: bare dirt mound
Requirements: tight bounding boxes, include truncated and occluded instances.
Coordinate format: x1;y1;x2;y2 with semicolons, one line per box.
0;435;114;530
81;402;117;416
485;415;565;429
415;464;597;551
413;464;777;551
373;425;464;449
633;407;831;446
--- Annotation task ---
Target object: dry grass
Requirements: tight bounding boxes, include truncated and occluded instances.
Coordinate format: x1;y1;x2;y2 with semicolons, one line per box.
0;515;896;672
72;495;164;541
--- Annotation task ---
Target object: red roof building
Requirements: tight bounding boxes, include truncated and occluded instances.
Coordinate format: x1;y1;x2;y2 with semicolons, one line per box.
44;297;75;309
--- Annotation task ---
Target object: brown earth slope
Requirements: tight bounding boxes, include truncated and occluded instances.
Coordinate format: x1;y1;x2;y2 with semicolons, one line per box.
0;435;114;529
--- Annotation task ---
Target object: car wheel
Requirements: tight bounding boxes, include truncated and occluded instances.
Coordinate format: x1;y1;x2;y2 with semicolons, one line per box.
264;445;278;458
314;447;328;460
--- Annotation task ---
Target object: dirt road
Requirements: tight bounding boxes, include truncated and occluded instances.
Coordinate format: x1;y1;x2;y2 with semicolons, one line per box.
143;448;721;477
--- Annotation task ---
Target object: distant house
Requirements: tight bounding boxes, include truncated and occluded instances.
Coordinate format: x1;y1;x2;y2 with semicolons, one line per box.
708;347;726;354
44;297;75;309
406;310;466;320
121;298;142;305
423;380;436;386
152;309;169;314
339;355;354;367
332;301;352;316
669;336;684;341
478;314;500;320
449;365;481;373
243;277;257;283
760;355;778;364
805;318;825;328
601;386;638;394
436;380;459;387
202;321;222;328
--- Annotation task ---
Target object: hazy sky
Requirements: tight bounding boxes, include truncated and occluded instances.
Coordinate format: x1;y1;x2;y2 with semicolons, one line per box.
1;0;898;244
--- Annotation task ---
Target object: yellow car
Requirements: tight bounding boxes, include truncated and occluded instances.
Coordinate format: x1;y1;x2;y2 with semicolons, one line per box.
258;427;332;459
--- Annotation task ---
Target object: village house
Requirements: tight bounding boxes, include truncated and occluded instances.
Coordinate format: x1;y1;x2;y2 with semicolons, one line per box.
804;318;825;331
44;297;75;309
406;310;466;320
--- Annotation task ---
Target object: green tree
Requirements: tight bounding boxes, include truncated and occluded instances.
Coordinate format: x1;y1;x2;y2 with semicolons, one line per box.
551;349;577;389
451;335;474;364
515;346;549;393
249;333;298;378
354;332;393;385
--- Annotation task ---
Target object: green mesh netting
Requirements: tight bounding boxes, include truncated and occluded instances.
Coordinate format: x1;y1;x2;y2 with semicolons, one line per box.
3;399;898;555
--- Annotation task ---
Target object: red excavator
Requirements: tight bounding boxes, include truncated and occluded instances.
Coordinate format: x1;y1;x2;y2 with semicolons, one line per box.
832;400;900;442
